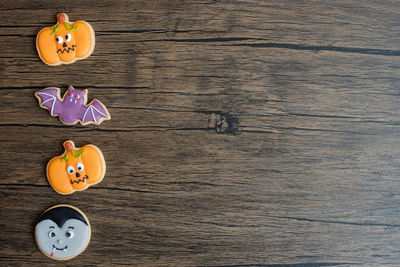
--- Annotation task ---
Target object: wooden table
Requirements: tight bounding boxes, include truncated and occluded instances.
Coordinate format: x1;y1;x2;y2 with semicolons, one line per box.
1;1;400;266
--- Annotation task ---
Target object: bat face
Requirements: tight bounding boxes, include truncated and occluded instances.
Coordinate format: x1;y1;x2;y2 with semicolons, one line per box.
64;87;86;107
58;87;87;124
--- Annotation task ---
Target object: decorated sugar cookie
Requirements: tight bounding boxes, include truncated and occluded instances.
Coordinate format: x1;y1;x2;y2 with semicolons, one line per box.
47;140;106;195
36;13;95;66
35;204;91;260
35;85;110;125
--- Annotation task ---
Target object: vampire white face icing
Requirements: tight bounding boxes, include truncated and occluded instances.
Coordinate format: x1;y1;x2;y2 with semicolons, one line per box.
35;218;89;259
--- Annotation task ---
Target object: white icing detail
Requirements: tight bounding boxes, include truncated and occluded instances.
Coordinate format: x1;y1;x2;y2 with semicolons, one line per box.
91;108;96;123
41;98;52;105
56;36;63;44
37;92;56;116
74;100;77;104
65;33;71;42
66;230;74;239
70;98;72;102
91;106;107;117
67;166;75;174
76;162;84;171
82;104;108;124
82;109;89;123
48;231;56;238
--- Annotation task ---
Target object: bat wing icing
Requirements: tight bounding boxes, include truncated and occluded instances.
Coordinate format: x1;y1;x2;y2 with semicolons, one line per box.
35;88;61;116
81;99;111;125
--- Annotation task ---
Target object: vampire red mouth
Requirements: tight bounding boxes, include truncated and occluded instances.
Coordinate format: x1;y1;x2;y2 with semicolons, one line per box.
57;45;76;54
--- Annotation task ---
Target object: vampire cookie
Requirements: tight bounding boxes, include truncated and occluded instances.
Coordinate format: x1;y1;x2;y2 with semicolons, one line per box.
35;204;91;260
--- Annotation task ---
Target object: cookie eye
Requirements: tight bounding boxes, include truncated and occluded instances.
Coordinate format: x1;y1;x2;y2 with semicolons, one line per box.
69;93;73;97
56;36;63;44
48;231;56;238
67;166;75;174
77;162;84;171
65;230;74;239
75;95;79;99
65;33;71;42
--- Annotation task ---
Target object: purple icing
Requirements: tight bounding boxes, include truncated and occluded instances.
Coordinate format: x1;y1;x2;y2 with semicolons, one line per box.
35;86;110;125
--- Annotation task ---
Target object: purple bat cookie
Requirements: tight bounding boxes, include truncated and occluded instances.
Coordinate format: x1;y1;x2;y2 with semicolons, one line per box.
35;85;111;125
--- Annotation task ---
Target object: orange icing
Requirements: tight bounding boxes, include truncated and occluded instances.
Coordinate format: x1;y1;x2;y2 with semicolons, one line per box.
36;13;95;66
47;140;105;195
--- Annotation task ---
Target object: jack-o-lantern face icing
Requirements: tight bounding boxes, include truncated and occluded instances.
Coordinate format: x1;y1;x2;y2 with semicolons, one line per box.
36;13;95;66
35;205;91;260
47;140;106;194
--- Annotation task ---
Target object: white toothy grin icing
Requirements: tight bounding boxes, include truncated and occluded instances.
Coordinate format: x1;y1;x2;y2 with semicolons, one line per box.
53;244;68;251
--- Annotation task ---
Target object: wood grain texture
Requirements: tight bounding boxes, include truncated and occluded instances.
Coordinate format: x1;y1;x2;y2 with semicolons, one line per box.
1;0;400;266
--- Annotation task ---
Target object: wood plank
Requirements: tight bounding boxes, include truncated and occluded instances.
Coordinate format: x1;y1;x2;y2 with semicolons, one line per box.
2;0;400;266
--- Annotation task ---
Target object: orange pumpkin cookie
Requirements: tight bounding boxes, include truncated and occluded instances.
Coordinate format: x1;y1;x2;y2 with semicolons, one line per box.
47;140;106;195
36;13;95;66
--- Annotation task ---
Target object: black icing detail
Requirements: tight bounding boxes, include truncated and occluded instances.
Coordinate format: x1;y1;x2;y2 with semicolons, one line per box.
70;175;88;184
38;206;88;227
57;44;76;54
53;244;68;251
